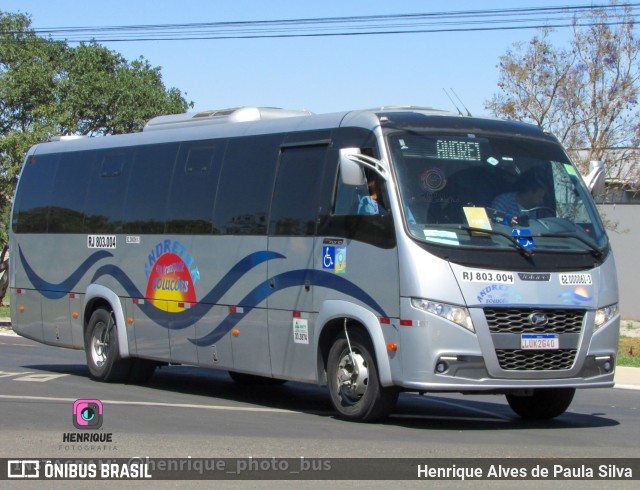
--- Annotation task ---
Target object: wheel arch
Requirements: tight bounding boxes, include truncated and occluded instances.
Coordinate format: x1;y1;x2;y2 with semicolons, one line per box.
84;284;130;358
316;300;393;387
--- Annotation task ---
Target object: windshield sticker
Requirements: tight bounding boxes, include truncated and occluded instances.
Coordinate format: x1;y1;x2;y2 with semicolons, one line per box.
560;286;592;305
423;229;459;246
322;245;346;274
559;273;592;286
463;207;492;230
476;284;522;304
461;270;514;284
420;167;447;192
144;239;201;313
563;164;578;177
512;229;536;248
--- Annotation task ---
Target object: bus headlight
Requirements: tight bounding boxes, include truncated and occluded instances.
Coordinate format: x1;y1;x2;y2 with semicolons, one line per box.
411;298;475;333
594;303;618;330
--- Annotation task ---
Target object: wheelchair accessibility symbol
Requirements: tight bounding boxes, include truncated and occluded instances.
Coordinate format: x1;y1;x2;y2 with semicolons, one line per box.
322;246;346;274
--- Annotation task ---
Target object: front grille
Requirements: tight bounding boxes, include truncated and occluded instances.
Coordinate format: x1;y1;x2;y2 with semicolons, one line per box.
496;349;577;371
484;308;585;334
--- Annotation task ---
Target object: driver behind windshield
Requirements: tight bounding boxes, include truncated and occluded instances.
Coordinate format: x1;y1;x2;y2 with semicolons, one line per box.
491;172;547;226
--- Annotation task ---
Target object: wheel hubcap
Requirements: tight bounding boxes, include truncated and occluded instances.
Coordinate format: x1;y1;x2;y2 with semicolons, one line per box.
336;351;369;402
91;322;110;368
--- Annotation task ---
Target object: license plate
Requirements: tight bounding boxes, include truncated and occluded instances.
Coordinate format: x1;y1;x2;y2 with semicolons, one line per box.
521;334;559;350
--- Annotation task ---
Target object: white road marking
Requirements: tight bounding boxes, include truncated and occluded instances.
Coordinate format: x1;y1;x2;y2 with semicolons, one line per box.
0;394;299;414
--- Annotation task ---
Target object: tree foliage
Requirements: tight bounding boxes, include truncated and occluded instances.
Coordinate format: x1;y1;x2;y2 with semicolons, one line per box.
0;10;192;249
486;3;640;188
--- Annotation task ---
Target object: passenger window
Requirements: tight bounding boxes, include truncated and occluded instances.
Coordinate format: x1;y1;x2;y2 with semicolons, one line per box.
84;151;130;233
165;141;225;234
122;143;179;234
269;145;328;236
12;154;58;233
48;151;94;233
213;135;281;235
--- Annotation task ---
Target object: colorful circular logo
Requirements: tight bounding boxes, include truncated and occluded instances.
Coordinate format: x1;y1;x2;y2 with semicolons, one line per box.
145;253;197;312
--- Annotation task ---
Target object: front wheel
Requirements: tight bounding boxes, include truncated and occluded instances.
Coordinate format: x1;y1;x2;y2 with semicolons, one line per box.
85;307;131;382
506;388;575;420
327;329;398;422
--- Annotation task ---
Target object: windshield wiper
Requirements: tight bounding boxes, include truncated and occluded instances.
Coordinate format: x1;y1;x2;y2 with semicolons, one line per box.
457;225;533;258
535;233;604;259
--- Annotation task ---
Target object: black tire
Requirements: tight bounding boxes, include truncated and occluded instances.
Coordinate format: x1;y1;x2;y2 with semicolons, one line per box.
84;307;131;382
327;329;398;422
506;388;576;420
127;358;157;384
228;371;287;385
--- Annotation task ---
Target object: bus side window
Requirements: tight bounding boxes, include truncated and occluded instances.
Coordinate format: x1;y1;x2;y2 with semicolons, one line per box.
48;151;94;233
12;155;58;233
84;151;130;233
269;145;328;236
319;149;396;249
333;173;368;216
165;141;225;234
213;134;281;235
122;144;178;234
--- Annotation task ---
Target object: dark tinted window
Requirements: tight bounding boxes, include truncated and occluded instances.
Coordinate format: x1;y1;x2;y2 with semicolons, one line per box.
165;140;225;234
269;145;327;236
48;151;94;233
84;151;130;233
319;147;396;249
12;154;58;233
213;134;281;235
122;143;179;234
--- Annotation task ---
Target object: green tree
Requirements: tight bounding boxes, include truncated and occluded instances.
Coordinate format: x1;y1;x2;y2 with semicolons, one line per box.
486;3;640;188
0;10;192;252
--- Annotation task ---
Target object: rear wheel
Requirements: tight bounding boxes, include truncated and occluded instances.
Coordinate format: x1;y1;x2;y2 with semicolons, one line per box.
327;329;398;422
506;388;575;420
85;307;131;382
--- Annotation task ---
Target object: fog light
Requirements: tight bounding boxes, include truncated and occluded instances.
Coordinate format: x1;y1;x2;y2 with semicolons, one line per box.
603;361;612;373
435;362;448;373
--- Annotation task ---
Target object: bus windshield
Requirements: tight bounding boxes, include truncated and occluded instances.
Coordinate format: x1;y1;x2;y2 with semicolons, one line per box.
388;131;608;254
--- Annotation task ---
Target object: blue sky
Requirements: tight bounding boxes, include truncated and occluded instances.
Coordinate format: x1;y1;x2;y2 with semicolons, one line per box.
3;1;589;117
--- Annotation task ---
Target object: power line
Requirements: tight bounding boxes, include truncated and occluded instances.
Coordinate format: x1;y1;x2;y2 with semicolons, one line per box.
8;3;639;43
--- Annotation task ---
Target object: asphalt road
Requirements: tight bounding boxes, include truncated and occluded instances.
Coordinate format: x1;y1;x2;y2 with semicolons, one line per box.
1;332;639;488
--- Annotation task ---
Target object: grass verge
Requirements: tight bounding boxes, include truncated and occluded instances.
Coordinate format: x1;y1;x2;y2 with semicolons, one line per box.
618;336;640;368
0;293;8;318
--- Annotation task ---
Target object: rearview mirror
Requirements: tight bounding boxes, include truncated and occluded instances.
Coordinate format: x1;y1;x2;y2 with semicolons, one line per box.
339;148;387;186
339;148;366;186
583;160;605;197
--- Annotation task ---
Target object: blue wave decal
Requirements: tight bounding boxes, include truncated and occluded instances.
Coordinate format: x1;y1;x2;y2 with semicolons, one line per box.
21;245;386;347
90;250;285;330
189;269;388;346
19;246;113;299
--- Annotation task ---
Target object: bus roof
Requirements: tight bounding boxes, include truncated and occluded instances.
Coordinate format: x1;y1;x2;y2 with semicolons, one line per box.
30;106;550;156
